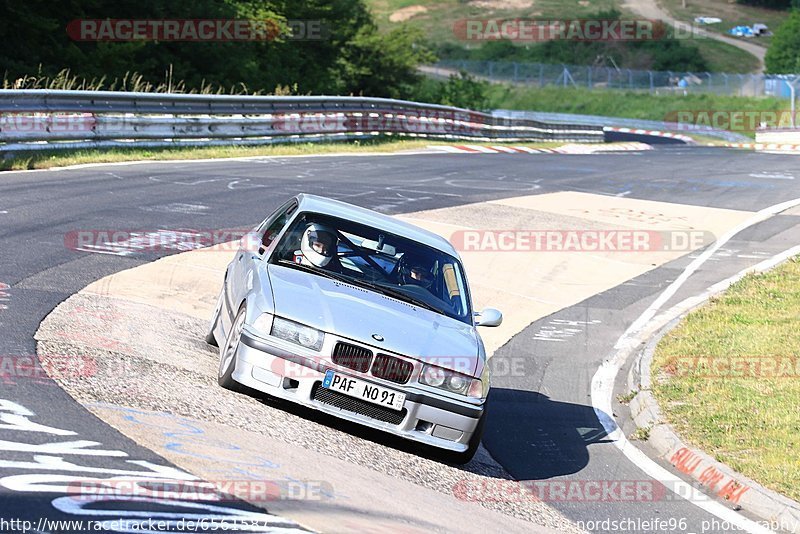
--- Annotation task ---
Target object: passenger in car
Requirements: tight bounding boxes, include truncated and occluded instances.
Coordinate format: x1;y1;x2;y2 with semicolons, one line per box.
399;252;434;291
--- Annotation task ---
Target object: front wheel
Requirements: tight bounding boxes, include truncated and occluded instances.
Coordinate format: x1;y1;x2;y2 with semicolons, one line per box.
436;396;490;465
218;305;246;391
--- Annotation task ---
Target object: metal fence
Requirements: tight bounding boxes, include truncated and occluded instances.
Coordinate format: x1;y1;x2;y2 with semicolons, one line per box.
0;90;604;153
429;61;798;98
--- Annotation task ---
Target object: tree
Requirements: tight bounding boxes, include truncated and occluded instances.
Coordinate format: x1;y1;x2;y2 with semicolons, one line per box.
765;9;800;73
433;71;489;110
0;0;434;97
736;0;796;8
335;25;435;98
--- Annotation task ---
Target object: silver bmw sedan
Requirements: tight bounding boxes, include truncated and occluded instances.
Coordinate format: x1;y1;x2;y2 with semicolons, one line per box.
206;193;502;463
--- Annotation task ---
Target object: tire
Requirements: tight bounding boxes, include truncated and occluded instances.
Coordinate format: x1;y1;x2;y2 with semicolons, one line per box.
205;318;219;347
218;305;246;391
205;291;224;347
437;395;490;465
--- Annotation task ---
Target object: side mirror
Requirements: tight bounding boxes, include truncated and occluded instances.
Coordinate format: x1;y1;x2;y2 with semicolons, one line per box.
474;308;502;327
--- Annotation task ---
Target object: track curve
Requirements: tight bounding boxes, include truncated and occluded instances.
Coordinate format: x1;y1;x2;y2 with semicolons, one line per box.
2;146;800;532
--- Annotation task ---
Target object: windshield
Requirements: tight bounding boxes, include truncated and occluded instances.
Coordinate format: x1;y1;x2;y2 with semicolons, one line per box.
269;212;473;324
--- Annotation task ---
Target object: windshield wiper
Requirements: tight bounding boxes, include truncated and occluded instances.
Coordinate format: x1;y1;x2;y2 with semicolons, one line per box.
276;260;352;283
350;279;442;314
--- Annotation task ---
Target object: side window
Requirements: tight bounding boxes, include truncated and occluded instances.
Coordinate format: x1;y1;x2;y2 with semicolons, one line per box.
259;201;297;251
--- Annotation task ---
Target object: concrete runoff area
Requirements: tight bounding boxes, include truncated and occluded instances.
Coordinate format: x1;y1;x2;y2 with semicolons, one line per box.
36;191;754;532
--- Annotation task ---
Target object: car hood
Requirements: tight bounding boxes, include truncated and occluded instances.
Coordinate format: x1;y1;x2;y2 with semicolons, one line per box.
267;264;481;375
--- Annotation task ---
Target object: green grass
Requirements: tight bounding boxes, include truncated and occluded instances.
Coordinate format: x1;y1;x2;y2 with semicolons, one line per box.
486;83;790;136
692;37;761;74
366;0;762;73
0;137;562;171
368;0;620;39
652;257;800;501
660;0;785;47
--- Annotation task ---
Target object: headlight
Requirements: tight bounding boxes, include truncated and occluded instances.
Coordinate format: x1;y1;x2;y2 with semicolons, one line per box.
421;366;446;387
419;364;482;398
270;316;325;351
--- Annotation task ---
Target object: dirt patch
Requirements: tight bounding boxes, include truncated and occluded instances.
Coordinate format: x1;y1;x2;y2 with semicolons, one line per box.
35;292;580;533
389;5;428;22
469;0;534;10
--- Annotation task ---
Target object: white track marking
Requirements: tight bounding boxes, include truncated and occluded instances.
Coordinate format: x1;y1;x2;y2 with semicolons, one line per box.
748;172;794;180
591;195;800;534
617;196;800;350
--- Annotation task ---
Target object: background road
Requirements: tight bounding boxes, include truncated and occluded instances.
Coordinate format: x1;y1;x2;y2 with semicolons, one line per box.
1;146;799;532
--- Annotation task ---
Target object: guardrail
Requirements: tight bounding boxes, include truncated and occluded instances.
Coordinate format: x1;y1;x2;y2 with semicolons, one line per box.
493;110;751;143
0;90;604;153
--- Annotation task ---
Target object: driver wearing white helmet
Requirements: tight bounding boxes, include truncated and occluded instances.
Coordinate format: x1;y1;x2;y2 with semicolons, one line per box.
294;223;341;271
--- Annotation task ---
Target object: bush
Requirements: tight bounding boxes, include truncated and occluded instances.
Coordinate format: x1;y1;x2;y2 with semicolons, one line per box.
410;71;490;110
765;9;800;73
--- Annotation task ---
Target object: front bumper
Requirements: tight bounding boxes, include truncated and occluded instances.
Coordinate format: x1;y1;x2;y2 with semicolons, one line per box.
231;332;485;452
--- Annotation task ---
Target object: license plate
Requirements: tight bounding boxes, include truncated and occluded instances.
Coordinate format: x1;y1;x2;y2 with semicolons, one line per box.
322;370;406;411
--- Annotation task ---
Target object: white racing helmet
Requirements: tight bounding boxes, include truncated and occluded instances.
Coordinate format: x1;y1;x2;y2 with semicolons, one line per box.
301;223;338;267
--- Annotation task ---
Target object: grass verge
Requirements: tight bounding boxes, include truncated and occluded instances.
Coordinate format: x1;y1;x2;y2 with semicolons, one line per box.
0;137;563;171
487;83;790;137
652;256;800;501
693;37;761;74
367;0;618;38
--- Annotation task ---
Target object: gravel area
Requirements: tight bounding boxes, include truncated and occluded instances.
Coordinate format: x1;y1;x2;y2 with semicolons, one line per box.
36;292;582;533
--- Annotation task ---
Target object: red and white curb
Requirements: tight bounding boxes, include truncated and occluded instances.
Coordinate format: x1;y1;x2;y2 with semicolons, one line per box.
723;142;800;153
603;126;695;143
429;142;653;154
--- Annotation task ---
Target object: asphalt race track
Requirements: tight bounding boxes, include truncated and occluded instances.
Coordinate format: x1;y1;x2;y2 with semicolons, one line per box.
1;146;799;533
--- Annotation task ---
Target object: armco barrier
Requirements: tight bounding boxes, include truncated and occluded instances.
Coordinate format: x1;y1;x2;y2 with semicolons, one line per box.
0;90;604;153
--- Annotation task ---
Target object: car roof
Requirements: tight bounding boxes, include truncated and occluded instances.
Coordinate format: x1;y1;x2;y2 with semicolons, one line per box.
295;193;460;258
